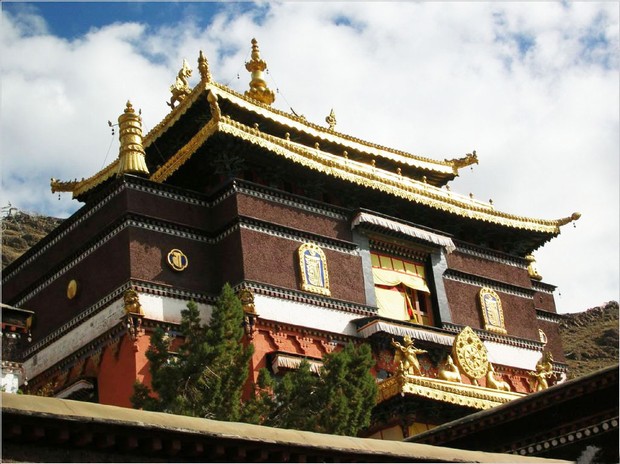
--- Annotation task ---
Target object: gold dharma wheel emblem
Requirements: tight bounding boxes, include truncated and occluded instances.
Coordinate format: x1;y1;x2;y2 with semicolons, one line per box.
453;326;489;384
167;249;188;271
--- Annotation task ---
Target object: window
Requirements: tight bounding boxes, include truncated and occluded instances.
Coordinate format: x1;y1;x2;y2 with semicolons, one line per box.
370;252;433;325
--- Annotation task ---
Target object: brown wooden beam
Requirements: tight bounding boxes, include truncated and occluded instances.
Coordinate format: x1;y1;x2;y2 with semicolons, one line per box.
73;431;93;447
165;438;182;456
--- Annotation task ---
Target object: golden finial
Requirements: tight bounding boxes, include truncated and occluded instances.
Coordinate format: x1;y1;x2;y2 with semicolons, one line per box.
117;100;149;177
244;38;275;105
422;176;427;184
315;142;320;149
397;167;402;176
198;50;212;82
325;109;337;130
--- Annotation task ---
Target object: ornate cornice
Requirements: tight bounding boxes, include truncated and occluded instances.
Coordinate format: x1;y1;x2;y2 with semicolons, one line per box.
230;179;349;220
215;117;577;235
535;309;565;324
511;414;619;457
378;373;524;410
453;240;528;268
2;182;126;283
23;283;131;358
369;238;431;261
150;117;219;183
237;280;377;317
208;83;458;175
531;280;557;294
442;269;535;299
442;322;545;351
238;216;358;254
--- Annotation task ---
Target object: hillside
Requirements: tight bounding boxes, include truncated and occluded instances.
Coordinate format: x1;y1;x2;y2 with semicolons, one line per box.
559;300;619;379
1;209;64;269
2;211;618;379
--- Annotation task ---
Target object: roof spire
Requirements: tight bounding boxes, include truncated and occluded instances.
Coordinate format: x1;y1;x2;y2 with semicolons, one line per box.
244;38;275;105
116;101;149;177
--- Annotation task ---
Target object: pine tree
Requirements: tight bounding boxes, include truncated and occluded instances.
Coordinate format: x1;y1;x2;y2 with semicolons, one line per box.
131;283;253;421
246;343;378;436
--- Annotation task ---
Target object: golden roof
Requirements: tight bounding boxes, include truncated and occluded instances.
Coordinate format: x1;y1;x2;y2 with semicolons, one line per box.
51;41;580;235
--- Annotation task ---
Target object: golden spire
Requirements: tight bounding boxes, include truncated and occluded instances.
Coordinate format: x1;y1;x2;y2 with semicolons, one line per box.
244;38;275;105
198;50;211;82
116;101;149;177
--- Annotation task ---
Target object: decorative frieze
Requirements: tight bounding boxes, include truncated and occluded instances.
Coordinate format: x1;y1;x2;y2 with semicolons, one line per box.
535;309;564;324
453;240;527;268
443;269;535;299
232;179;348;220
240;217;358;254
442;322;545;351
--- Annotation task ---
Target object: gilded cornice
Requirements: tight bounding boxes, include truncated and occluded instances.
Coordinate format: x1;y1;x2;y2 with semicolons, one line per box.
216;117;579;234
149;118;219;183
208;83;457;175
378;373;524;410
143;81;208;149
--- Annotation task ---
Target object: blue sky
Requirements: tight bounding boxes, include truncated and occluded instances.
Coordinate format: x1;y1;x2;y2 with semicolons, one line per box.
4;2;226;38
1;2;618;313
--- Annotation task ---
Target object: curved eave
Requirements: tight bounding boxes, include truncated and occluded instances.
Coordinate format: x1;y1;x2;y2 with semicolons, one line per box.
50;159;119;200
212;117;578;235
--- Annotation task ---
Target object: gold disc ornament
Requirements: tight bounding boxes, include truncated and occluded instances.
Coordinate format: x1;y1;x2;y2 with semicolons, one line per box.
452;326;489;384
67;279;78;299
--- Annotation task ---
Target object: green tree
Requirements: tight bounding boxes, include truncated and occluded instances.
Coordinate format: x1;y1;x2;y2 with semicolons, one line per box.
131;283;253;421
246;342;378;436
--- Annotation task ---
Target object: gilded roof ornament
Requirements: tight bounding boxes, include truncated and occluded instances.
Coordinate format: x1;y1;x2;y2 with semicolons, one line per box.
325;109;337;130
452;326;489;385
525;254;543;280
447;150;479;170
557;212;581;227
244;39;275;105
198;50;212;82
116;101;149;177
167;59;193;109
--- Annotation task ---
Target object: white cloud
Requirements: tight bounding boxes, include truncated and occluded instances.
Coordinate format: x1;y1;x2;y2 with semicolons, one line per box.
1;3;617;313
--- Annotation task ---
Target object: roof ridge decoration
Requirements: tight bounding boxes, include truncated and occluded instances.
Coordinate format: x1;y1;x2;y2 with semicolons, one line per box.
244;38;275;105
166;59;193;109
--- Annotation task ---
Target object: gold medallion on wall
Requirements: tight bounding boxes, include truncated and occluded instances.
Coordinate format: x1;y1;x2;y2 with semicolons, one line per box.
298;243;330;296
66;279;78;299
452;326;489;385
479;287;507;334
167;248;188;271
